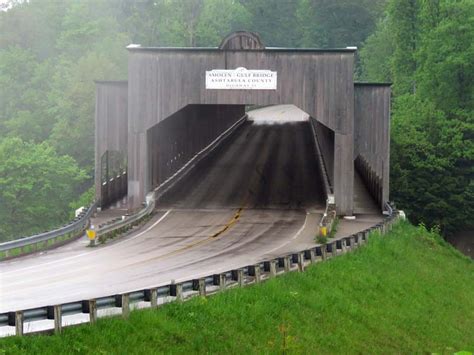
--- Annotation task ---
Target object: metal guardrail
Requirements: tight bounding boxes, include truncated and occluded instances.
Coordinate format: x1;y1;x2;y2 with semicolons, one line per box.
308;117;338;234
384;201;394;216
0;210;399;336
95;197;155;243
309;117;333;200
0;203;96;257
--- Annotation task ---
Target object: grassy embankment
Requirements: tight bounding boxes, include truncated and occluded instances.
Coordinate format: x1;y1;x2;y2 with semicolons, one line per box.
1;221;473;354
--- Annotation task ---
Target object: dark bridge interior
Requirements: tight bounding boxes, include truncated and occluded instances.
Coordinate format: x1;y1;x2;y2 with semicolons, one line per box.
158;118;325;210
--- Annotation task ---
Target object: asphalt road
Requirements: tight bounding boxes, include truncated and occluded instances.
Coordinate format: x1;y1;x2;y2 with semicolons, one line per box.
0;105;381;323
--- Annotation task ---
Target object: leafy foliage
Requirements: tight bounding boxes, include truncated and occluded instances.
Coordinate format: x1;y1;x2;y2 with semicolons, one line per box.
360;0;474;235
0;138;87;241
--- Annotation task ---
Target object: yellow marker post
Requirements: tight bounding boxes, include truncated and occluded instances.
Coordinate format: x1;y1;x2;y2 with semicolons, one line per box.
320;226;327;237
87;227;96;246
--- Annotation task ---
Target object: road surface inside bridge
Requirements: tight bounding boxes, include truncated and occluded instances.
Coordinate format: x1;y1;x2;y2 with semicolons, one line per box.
0;106;329;318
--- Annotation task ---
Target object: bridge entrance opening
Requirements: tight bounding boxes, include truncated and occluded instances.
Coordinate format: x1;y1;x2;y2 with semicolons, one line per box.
151;104;326;211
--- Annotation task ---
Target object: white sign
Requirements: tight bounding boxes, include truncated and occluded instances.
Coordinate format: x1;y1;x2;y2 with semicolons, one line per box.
206;67;277;90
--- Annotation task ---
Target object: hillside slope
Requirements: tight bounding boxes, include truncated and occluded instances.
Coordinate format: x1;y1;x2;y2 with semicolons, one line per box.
1;221;473;354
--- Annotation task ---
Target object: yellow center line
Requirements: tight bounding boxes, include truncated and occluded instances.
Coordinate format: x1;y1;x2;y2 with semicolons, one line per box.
152;134;270;261
151;207;243;261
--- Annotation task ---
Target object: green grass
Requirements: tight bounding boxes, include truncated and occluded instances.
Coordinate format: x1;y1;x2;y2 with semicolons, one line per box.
1;221;473;354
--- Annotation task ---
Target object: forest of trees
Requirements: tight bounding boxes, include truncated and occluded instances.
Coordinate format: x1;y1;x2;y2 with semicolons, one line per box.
360;0;473;235
0;0;471;241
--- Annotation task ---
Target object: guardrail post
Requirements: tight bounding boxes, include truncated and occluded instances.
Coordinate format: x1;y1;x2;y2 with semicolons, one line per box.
199;278;206;296
176;283;183;302
53;305;62;333
46;305;63;334
148;288;158;308
364;230;370;242
297;252;305;272
82;299;97;324
89;300;97;324
284;255;291;272
15;311;23;336
237;269;244;286
254;264;261;283
269;260;277;277
219;274;226;291
122;293;130;319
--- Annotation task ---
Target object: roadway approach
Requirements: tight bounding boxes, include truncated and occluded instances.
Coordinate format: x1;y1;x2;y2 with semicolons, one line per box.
0;106;381;334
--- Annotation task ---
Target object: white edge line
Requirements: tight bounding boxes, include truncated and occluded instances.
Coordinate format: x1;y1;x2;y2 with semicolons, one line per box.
1;211;172;275
264;211;310;255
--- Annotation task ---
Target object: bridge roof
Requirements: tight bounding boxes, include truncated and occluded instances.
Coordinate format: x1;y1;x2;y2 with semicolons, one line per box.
125;45;357;53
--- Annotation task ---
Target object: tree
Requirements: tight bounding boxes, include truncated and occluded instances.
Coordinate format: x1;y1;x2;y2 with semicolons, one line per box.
387;0;419;96
0;138;87;241
359;18;394;82
0;47;57;142
416;0;474;114
309;0;383;48
295;0;326;47
0;0;68;60
48;52;125;170
196;0;251;46
361;0;474;235
390;95;474;235
240;0;300;47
